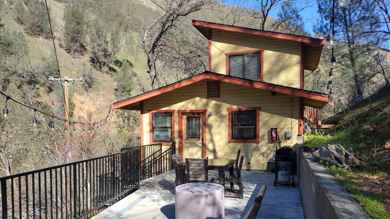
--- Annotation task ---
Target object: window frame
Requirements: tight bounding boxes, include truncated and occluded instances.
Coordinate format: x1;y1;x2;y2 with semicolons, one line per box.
150;110;175;143
228;107;260;144
226;50;263;81
186;114;201;139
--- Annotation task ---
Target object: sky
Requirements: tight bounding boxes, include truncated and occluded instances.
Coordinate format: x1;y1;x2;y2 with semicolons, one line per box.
222;0;390;49
222;0;320;34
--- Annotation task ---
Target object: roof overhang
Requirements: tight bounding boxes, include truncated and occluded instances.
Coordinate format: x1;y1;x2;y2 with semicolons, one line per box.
192;20;325;71
113;72;329;110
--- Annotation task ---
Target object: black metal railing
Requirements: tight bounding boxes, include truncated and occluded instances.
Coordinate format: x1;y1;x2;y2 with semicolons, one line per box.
0;143;174;219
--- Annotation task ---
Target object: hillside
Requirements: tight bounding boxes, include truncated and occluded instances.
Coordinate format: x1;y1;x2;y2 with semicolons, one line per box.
305;86;390;219
308;86;390;166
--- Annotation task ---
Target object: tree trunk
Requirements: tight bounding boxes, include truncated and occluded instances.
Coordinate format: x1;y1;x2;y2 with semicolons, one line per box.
342;7;364;103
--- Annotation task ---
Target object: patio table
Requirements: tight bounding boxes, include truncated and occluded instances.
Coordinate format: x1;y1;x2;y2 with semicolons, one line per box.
208;158;234;185
175;182;224;219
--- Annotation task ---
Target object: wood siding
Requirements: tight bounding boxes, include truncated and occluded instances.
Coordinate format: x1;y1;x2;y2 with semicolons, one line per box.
210;31;302;88
141;81;300;170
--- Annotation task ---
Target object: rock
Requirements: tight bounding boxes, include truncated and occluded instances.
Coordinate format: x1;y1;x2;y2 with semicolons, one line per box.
311;144;361;168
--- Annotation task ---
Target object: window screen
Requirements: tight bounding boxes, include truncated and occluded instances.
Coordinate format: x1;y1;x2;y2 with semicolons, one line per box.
186;116;201;139
229;53;260;81
231;110;257;140
152;112;172;141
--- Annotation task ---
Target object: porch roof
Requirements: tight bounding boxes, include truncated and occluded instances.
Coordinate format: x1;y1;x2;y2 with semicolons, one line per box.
113;71;329;110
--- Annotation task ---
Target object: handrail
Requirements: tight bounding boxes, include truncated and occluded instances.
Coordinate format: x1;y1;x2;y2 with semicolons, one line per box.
0;143;174;219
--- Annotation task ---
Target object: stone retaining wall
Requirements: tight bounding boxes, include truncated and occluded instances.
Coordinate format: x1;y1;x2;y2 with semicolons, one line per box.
298;150;369;219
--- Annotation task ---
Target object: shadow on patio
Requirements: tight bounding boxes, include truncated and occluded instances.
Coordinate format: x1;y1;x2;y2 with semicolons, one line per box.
92;171;304;219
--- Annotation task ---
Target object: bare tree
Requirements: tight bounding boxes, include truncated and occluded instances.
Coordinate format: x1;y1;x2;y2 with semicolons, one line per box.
372;0;390;35
272;0;305;34
373;50;390;86
317;0;385;104
142;0;210;88
252;0;283;31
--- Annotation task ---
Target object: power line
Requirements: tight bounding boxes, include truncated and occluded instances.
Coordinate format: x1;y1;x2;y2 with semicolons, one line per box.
43;0;62;80
1;0;113;131
0;89;113;127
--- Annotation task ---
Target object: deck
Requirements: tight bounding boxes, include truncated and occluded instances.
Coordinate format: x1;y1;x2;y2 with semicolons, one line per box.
92;171;304;219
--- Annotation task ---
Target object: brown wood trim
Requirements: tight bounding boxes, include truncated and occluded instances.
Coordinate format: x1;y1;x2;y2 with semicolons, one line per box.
178;110;208;159
178;111;184;159
260;50;264;80
225;50;263;81
113;72;329;109
149;110;175;144
192;19;325;47
300;44;304;89
227;107;260;144
208;40;212;71
298;98;304;136
140;103;144;145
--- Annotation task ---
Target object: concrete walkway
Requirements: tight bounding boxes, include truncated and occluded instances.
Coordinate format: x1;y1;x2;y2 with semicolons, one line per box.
92;171;304;219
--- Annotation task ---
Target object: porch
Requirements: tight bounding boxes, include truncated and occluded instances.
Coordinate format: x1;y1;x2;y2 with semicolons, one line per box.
92;170;304;219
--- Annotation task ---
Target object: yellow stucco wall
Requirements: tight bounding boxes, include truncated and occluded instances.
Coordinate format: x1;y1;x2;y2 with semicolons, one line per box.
210;31;302;88
141;81;300;170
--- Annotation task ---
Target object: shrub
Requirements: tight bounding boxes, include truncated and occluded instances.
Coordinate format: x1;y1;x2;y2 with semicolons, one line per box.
64;2;86;55
15;0;50;37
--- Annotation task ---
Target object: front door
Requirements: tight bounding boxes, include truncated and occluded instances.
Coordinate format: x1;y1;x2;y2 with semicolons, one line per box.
179;110;207;159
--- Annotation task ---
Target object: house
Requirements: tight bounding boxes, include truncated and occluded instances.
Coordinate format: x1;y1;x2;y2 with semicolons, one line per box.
113;20;328;170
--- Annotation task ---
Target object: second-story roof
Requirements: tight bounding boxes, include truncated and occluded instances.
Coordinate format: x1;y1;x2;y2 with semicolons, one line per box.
192;19;325;71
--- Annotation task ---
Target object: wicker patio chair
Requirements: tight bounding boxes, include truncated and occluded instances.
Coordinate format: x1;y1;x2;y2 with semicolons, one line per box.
243;185;267;219
185;158;208;182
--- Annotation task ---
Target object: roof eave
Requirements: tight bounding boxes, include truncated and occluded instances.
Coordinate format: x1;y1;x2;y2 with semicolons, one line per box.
112;72;329;110
192;20;326;48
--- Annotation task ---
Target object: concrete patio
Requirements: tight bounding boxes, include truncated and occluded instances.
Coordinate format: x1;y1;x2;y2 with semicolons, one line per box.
92;171;304;219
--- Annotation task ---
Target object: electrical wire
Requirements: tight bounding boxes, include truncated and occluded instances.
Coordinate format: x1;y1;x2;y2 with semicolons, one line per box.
0;89;113;126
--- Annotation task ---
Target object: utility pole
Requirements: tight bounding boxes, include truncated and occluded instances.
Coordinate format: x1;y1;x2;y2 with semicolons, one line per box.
49;76;83;162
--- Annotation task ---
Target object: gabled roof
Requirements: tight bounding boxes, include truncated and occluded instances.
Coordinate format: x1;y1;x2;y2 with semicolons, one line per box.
113;72;328;110
192;20;325;71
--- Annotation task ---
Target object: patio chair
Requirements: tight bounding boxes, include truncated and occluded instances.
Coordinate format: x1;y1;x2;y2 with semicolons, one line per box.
234;149;241;169
226;155;244;198
173;155;186;185
243;185;267;219
185;158;208;182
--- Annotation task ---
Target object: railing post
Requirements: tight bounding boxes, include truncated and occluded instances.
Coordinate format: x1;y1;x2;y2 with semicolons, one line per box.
1;178;7;219
73;164;77;218
172;141;176;155
171;141;176;170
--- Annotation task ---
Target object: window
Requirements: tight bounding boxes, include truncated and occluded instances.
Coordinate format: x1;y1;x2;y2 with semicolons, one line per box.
186;115;201;139
228;53;261;81
207;81;220;98
229;109;258;142
152;112;173;142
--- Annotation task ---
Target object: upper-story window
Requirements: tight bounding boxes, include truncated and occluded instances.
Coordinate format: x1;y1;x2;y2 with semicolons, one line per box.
227;52;262;81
